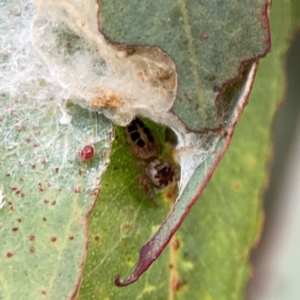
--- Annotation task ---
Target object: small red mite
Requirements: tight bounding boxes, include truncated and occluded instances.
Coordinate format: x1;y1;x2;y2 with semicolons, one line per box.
80;145;94;162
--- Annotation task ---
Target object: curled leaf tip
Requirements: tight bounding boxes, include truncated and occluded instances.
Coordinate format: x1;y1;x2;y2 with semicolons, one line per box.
114;241;156;286
114;275;122;286
114;273;138;287
115;230;172;287
114;261;144;287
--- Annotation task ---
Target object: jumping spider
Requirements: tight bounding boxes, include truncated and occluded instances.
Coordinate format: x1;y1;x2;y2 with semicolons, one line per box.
125;118;179;205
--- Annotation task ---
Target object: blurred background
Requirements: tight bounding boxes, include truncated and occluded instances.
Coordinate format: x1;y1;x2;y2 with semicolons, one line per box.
246;33;300;299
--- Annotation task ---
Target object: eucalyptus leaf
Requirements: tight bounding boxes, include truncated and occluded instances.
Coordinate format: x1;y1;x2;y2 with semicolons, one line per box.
0;100;113;299
78;0;300;297
2;0;299;299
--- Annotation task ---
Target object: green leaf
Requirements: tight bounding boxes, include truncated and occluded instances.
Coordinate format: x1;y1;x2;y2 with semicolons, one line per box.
79;123;173;298
96;0;270;286
0;100;113;299
78;0;300;299
1;0;299;298
98;0;269;131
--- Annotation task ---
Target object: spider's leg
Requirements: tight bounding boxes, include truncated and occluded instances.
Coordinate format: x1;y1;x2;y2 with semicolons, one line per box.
137;174;158;206
136;173;143;202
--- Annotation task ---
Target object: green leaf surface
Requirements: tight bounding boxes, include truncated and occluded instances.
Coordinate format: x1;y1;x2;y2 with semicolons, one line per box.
94;0;271;287
79;123;173;299
98;0;269;131
1;0;299;299
77;1;300;299
0;100;113;299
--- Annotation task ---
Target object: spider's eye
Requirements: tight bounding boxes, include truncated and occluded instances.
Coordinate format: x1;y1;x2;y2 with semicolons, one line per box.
80;145;94;162
143;127;154;143
128;123;138;133
137;139;146;148
130;131;140;142
143;127;151;135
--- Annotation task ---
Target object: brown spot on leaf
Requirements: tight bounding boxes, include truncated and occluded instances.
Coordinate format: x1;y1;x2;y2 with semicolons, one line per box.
74;186;81;194
171;237;180;250
51;200;56;206
12;227;18;232
30;246;35;253
69;235;74;240
42;217;47;221
172;276;185;292
127;256;132;262
233;181;242;190
202;33;208;39
184;93;192;104
41;291;46;295
20;193;25;198
17;218;22;222
29;235;35;241
17;125;24;132
123;222;130;229
6;252;13;258
94;235;100;242
38;183;45;191
51;237;57;242
44;199;49;204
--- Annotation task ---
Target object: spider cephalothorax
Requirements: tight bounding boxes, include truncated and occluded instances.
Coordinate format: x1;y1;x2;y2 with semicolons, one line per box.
145;159;174;189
